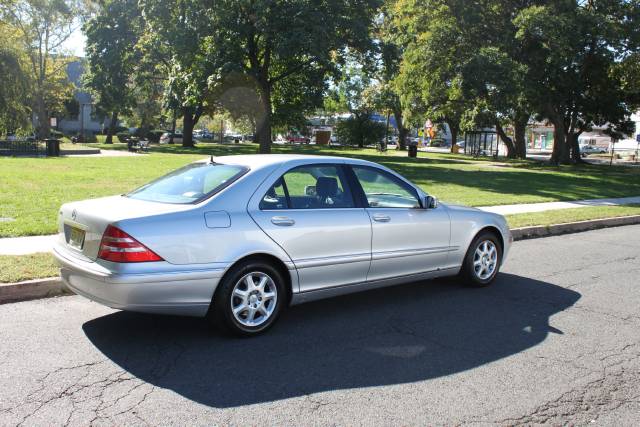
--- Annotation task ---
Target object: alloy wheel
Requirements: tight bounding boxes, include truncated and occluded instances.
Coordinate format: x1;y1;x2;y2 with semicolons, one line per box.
230;272;278;327
473;240;498;280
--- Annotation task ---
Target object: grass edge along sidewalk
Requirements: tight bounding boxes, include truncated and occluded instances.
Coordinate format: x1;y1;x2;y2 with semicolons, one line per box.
2;215;640;305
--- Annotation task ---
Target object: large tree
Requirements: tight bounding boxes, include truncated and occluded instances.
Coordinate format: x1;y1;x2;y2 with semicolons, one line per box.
393;0;472;153
83;0;140;144
0;19;31;134
204;0;381;153
376;5;409;150
138;0;217;147
514;0;640;163
1;0;83;138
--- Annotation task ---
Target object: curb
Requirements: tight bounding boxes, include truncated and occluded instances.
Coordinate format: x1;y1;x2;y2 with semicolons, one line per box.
0;278;71;305
1;215;640;305
511;214;640;241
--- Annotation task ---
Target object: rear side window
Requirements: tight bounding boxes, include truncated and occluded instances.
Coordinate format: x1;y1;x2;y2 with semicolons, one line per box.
260;165;354;210
127;162;247;204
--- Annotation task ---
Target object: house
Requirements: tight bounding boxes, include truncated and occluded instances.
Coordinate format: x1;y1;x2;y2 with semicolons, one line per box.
57;60;117;135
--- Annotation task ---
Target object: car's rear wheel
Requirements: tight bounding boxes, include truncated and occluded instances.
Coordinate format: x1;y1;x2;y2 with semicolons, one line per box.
208;261;285;337
460;231;502;287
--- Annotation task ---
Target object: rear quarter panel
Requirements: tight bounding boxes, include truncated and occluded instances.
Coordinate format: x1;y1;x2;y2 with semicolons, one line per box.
113;161;295;272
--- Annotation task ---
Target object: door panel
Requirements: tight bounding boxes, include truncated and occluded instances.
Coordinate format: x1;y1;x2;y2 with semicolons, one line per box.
366;207;451;281
250;164;371;292
350;165;451;281
251;209;372;292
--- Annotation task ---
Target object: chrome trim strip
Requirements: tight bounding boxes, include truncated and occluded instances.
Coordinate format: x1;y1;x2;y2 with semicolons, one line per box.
371;246;457;260
292;247;459;270
293;253;371;269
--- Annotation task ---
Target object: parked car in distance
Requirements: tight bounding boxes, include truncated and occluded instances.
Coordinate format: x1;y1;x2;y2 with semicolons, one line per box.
287;134;310;144
159;132;183;144
194;130;213;140
54;155;512;336
580;144;607;156
430;138;451;148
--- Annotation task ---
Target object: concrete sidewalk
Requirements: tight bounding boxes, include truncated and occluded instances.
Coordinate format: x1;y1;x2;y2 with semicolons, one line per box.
480;195;640;215
1;195;639;255
0;235;57;255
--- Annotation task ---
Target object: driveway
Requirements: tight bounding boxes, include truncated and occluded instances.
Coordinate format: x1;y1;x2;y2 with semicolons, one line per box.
1;226;639;425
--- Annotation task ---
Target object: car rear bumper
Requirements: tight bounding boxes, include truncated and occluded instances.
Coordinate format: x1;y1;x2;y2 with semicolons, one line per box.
53;244;226;317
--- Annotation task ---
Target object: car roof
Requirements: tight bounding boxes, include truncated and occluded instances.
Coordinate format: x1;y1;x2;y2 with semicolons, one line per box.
201;154;381;169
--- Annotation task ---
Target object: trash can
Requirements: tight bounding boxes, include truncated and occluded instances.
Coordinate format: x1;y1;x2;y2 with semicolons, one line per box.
44;139;60;157
408;145;418;158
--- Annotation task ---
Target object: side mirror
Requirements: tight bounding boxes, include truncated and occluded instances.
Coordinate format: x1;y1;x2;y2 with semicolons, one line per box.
423;195;438;209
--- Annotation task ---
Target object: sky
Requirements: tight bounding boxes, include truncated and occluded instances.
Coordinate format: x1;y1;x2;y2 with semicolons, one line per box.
62;26;86;57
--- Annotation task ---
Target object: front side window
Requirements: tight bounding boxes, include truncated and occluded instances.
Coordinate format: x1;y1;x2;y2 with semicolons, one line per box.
352;166;420;208
127;162;247;204
260;165;354;210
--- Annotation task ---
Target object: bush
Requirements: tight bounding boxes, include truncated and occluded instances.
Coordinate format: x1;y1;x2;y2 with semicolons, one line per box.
116;132;130;143
334;116;386;147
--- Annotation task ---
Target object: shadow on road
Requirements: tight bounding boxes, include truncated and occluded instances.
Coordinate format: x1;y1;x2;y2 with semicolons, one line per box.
82;273;580;408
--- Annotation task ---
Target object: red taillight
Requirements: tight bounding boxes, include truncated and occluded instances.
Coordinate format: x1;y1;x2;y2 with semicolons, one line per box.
98;225;163;263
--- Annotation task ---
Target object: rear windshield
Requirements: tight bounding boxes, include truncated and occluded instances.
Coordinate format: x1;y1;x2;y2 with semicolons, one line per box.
127;162;248;204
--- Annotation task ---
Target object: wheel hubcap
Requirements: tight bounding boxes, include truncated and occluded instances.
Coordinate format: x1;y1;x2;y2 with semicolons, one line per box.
231;272;278;327
473;240;498;280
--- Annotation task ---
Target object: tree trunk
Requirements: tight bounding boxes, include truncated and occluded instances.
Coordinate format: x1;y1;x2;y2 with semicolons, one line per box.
170;109;176;144
182;107;196;147
256;80;272;154
513;113;528;159
105;111;117;144
550;117;569;165
36;94;50;139
444;117;462;153
449;123;459;154
182;105;203;148
393;108;407;150
568;132;583;163
495;121;516;158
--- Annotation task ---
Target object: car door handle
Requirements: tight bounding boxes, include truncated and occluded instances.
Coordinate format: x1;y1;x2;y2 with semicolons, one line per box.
372;214;391;223
271;216;295;226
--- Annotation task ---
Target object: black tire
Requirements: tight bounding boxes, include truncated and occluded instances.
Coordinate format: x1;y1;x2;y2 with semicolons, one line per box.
208;260;286;337
460;230;502;287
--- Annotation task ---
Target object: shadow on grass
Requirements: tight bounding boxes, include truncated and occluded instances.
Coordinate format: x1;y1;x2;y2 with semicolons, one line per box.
83;273;579;408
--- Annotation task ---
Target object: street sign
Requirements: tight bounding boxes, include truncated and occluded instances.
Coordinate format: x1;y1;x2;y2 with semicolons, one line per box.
50;117;57;127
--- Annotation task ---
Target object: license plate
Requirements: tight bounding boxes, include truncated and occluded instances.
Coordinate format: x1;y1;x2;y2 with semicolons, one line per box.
68;227;85;249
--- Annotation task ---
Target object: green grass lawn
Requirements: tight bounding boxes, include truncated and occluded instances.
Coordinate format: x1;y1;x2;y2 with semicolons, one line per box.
1;142;640;237
0;253;58;283
506;204;640;228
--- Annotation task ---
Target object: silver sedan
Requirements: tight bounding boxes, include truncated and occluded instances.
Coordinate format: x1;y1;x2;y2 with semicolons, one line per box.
54;154;512;336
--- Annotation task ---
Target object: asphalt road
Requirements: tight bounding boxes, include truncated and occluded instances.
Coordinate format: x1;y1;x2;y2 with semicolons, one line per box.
1;226;639;426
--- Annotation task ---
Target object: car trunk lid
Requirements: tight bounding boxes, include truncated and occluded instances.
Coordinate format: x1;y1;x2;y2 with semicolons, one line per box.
58;195;193;261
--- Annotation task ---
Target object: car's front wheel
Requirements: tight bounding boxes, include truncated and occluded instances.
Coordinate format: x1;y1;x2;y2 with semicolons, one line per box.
208;261;285;337
460;231;502;287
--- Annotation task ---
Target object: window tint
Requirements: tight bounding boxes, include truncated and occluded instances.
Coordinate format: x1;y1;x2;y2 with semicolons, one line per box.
127;162;246;204
352;166;420;208
260;165;355;210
